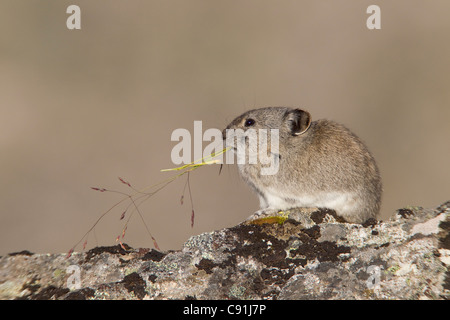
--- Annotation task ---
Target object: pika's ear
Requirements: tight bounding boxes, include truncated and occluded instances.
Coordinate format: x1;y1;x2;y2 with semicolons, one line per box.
285;108;311;136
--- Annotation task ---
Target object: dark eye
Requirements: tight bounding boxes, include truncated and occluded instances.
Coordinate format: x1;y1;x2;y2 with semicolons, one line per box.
244;118;255;127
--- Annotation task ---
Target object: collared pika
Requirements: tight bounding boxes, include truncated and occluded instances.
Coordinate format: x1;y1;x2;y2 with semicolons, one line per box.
223;107;382;223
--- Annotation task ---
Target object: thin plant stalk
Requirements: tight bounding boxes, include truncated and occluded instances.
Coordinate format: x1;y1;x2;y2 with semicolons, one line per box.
66;148;229;257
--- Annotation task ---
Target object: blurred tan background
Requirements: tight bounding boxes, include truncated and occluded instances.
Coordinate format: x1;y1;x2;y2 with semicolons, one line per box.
1;1;449;256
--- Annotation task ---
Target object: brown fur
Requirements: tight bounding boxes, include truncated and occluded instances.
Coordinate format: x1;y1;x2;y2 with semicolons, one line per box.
223;107;382;223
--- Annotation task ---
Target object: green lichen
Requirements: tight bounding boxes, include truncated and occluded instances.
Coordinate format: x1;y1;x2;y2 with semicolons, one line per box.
387;265;401;274
124;268;139;276
250;211;290;225
229;284;246;299
53;268;65;279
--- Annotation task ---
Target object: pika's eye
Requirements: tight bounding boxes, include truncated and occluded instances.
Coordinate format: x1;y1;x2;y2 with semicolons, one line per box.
244;118;255;127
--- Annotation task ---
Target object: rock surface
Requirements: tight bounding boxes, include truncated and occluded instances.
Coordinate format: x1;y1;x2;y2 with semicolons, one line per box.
1;202;449;300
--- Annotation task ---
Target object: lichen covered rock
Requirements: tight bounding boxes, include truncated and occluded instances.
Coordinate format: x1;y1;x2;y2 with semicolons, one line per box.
1;202;449;300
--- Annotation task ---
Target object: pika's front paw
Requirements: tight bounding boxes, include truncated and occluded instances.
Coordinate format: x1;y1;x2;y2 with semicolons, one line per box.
245;208;278;221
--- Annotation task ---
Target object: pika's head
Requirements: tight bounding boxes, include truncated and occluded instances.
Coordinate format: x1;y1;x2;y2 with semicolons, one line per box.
222;107;312;174
223;107;311;140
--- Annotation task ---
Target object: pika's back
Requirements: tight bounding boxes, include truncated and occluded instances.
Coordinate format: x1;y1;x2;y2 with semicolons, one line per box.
291;119;381;193
303;119;378;168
